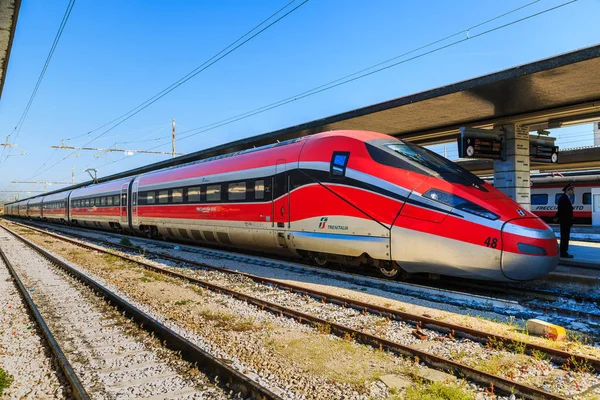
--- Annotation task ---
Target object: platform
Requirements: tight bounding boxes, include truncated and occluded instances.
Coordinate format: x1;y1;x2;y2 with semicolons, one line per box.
551;224;600;243
554;239;600;270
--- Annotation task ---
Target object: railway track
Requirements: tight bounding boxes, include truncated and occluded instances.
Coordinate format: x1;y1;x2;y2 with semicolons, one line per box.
0;224;280;400
8;218;600;336
3;220;600;399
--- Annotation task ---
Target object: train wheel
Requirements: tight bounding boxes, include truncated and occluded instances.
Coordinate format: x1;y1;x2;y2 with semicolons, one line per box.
312;253;328;267
378;262;407;280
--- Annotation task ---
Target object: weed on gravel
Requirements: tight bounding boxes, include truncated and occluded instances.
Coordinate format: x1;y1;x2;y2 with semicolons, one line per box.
0;368;13;395
403;381;474;400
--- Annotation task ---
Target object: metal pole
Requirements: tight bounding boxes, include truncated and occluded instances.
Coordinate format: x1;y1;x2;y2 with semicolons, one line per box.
172;118;176;158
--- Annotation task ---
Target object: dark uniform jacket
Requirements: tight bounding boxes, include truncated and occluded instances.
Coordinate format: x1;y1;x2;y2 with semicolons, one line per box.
556;193;574;227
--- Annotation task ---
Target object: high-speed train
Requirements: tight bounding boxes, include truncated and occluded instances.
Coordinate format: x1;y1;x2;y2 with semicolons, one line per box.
5;130;559;281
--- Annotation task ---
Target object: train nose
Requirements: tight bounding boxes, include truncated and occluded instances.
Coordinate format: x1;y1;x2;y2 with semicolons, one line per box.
500;218;559;280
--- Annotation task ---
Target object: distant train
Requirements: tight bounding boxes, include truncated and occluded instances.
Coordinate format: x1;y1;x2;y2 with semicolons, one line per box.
530;171;598;224
483;171;598;224
4;130;559;281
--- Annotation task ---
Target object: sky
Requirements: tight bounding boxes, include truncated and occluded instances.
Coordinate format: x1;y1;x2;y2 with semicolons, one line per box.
0;0;599;201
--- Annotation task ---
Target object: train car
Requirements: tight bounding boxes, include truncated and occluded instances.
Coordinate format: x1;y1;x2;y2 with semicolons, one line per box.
5;202;16;216
42;192;70;224
6;201;18;216
69;177;135;230
530;171;599;224
18;200;28;217
129;130;558;281
27;196;44;220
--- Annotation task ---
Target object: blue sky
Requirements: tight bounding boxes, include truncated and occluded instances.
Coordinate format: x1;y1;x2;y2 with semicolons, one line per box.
1;0;599;200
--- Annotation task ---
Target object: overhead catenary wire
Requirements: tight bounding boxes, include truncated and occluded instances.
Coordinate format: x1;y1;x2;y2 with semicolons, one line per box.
48;0;580;182
66;0;579;183
170;0;544;139
31;0;309;180
0;0;76;167
25;123;171;181
47;1;307;158
137;0;580;151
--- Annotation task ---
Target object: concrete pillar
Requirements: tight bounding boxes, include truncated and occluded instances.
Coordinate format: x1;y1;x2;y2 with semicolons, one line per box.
493;124;531;210
594;121;600;146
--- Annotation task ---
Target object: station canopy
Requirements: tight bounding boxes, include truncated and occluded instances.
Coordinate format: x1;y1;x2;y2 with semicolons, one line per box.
19;44;600;198
0;0;20;99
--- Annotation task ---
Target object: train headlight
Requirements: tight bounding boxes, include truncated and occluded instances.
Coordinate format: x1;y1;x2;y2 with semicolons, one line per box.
423;189;499;220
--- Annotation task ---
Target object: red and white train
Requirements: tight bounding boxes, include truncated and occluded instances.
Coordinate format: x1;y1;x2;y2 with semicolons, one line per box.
529;171;598;224
5;130;559;281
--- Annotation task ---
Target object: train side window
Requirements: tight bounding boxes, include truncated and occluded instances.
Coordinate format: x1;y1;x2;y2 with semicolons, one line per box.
583;192;591;205
531;194;548;205
85;199;90;207
100;197;106;206
255;180;264;200
146;192;155;204
107;196;113;206
330;152;350;177
228;182;246;201
206;185;221;202
113;195;119;205
172;188;183;203
158;190;168;204
188;187;200;202
554;194;563;205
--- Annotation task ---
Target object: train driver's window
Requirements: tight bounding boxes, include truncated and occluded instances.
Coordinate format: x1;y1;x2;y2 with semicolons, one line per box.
206;185;221;202
158;190;169;204
330;152;350;177
531;194;548;205
188;187;200;202
255;180;265;200
172;188;183;203
583;192;591;205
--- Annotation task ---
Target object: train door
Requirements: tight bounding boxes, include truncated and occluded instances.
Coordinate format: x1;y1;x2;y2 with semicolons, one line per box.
67;192;72;222
120;183;128;227
131;178;139;228
593;188;600;227
274;159;289;247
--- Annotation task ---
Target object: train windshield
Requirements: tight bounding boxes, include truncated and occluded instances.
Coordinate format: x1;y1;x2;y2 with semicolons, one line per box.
382;141;486;189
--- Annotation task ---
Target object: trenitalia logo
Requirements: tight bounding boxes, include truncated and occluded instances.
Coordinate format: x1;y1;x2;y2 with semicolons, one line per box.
318;217;349;231
318;217;328;229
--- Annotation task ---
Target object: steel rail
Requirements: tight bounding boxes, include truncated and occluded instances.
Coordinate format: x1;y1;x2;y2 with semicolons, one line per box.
416;279;600;325
2;222;574;400
10;219;600;374
423;278;600;307
0;224;281;400
0;242;90;400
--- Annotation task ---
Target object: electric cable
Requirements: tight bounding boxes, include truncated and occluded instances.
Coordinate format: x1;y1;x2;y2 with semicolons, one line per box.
31;0;308;178
0;0;76;166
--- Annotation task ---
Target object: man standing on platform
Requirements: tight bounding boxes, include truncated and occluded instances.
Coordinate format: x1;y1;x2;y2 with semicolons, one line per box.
556;183;575;258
